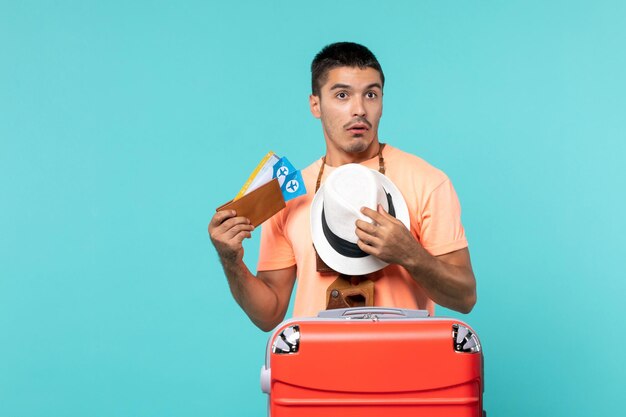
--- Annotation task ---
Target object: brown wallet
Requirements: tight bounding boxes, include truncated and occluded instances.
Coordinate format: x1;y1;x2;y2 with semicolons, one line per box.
216;178;286;227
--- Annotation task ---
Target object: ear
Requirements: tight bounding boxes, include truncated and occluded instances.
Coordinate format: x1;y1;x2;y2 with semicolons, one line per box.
309;94;321;119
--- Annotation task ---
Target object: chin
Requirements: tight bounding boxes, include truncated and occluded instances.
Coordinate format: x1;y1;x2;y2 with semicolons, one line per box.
344;137;373;154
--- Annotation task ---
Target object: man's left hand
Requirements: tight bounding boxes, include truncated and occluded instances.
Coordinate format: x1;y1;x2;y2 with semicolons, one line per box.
355;205;424;267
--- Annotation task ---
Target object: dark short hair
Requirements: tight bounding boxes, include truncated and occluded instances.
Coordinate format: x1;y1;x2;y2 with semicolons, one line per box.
311;42;385;96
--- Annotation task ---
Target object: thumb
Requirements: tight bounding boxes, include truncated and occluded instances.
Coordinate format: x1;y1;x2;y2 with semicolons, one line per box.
377;204;394;219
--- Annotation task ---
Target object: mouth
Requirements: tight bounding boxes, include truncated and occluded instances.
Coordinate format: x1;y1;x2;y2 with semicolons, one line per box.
346;123;369;135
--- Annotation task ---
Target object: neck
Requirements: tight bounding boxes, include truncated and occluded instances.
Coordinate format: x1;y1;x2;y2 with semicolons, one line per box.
324;140;381;167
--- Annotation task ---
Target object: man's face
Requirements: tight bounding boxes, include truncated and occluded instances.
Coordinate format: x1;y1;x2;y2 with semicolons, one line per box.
310;66;383;157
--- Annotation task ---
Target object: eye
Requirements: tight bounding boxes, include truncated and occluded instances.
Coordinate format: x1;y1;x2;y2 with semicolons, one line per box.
336;91;348;99
366;91;378;99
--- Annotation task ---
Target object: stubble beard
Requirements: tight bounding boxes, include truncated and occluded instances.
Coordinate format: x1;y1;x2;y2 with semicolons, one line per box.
321;114;377;157
344;137;370;153
325;131;375;156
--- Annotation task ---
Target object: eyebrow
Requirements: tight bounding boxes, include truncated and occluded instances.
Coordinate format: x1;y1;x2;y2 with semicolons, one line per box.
329;83;352;91
329;82;383;91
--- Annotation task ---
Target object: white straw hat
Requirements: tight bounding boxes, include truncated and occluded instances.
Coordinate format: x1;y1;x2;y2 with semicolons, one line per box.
310;163;410;275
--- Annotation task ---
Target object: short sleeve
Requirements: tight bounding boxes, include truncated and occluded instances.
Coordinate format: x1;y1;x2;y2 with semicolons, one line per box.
257;210;297;271
419;178;468;256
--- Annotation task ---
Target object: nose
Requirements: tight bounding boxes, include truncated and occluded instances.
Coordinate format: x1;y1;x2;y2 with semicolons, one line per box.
351;96;366;118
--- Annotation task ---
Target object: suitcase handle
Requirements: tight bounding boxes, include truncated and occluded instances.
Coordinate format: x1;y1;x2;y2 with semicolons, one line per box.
317;307;429;320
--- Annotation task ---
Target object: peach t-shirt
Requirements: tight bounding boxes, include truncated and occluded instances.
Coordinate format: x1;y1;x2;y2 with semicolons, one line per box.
257;145;468;317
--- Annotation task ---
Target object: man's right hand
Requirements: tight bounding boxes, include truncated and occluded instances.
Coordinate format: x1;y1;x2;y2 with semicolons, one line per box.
208;209;297;331
208;210;255;263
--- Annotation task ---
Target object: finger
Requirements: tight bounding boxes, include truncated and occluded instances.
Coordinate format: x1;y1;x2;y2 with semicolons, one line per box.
360;206;386;225
355;228;381;247
232;230;252;243
377;205;404;228
355;219;378;235
210;217;251;244
357;239;378;256
216;216;251;235
224;223;255;240
376;204;396;220
210;210;237;229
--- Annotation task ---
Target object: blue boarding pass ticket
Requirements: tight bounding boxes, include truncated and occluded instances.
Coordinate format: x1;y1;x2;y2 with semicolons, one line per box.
272;157;296;187
272;157;306;201
280;170;306;201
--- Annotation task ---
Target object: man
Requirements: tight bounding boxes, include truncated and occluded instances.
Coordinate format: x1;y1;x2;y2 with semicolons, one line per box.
209;42;476;331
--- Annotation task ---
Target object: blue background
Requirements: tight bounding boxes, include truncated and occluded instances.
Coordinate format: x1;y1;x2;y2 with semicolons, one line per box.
2;1;625;416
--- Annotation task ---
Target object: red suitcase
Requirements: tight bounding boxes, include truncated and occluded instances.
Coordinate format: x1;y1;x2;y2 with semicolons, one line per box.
260;307;484;417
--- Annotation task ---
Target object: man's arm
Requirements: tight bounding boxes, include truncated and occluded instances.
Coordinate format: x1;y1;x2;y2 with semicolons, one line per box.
209;210;297;331
355;206;476;313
